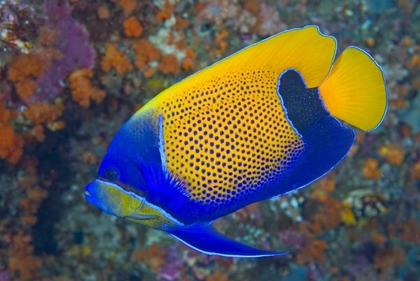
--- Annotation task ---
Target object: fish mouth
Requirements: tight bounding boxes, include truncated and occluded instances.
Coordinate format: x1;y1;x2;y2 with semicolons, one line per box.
84;183;95;204
125;214;157;221
84;179;180;229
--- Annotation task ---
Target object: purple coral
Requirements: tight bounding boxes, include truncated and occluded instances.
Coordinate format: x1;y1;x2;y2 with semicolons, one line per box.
31;0;95;102
279;228;306;248
158;245;183;280
0;269;10;281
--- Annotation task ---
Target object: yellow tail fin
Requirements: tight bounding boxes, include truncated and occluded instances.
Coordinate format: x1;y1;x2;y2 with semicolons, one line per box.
319;47;387;131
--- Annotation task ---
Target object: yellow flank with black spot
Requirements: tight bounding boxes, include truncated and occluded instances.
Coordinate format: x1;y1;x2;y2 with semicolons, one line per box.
139;26;337;204
160;70;305;203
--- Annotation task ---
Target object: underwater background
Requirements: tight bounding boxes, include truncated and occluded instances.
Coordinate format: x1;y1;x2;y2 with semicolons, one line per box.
0;0;419;280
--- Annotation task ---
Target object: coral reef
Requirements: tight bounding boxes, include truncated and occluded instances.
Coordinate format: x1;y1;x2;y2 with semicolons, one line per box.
0;0;419;280
69;69;106;107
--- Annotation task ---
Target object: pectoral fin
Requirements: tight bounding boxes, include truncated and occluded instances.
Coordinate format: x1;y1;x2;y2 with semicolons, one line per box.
168;223;288;258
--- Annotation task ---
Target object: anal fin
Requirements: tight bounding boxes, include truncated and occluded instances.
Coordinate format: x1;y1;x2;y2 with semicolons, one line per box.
168;223;287;258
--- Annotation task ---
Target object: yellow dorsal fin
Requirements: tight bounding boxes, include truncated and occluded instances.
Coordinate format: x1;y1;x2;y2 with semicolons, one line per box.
196;25;337;88
145;26;337;110
319;47;387;131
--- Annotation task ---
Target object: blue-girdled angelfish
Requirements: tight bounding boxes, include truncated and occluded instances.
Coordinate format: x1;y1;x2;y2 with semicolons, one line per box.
85;26;387;258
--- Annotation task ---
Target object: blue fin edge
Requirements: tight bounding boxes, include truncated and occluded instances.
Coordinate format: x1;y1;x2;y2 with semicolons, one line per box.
168;222;288;258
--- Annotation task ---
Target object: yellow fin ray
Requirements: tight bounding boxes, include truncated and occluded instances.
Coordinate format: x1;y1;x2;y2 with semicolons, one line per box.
319;47;387;131
192;25;337;88
145;26;337;111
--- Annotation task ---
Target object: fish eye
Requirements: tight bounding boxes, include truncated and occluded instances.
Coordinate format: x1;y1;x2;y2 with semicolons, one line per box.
105;168;118;181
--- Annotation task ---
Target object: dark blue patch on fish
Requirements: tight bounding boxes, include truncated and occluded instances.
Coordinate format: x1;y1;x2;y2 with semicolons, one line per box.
267;69;356;196
277;69;329;136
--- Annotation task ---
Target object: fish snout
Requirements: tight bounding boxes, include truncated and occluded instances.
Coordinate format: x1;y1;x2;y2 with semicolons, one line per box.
84;179;126;217
85;181;98;205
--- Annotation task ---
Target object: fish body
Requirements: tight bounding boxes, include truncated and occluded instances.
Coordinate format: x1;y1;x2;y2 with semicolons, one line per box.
85;26;387;257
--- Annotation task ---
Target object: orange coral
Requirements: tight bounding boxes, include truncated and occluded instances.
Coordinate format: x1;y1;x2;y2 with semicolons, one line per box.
7;54;45;81
217;30;229;46
143;68;155;78
195;2;206;14
0;120;22;165
101;43;133;75
311;175;336;201
158;54;180;75
69;68;106;107
182;48;196;71
410;161;420;180
132;242;167;271
7;54;46;101
362;158;381;180
313;196;342;231
123;16;143;37
314;176;336;194
24;102;64;125
0;124;24;164
373;247;406;271
23;101;65;141
14;80;38;101
0;98;22;163
19;175;48;203
175;38;187;50
244;0;260;14
7;173;47;279
19;182;48;226
206;270;228;281
310;181;343;232
211;30;229;56
296;239;327;265
27;185;49;203
173;15;189;30
97;6;110;19
156;1;174;21
371;232;387;244
7;231;42;280
0;99;17;124
33;125;46;142
407;54;420;70
115;0;136;15
378;144;404;165
132;39;162;70
166;31;175;45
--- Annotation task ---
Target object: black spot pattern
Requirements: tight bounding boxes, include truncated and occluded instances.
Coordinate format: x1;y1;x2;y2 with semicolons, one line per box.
160;69;305;205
